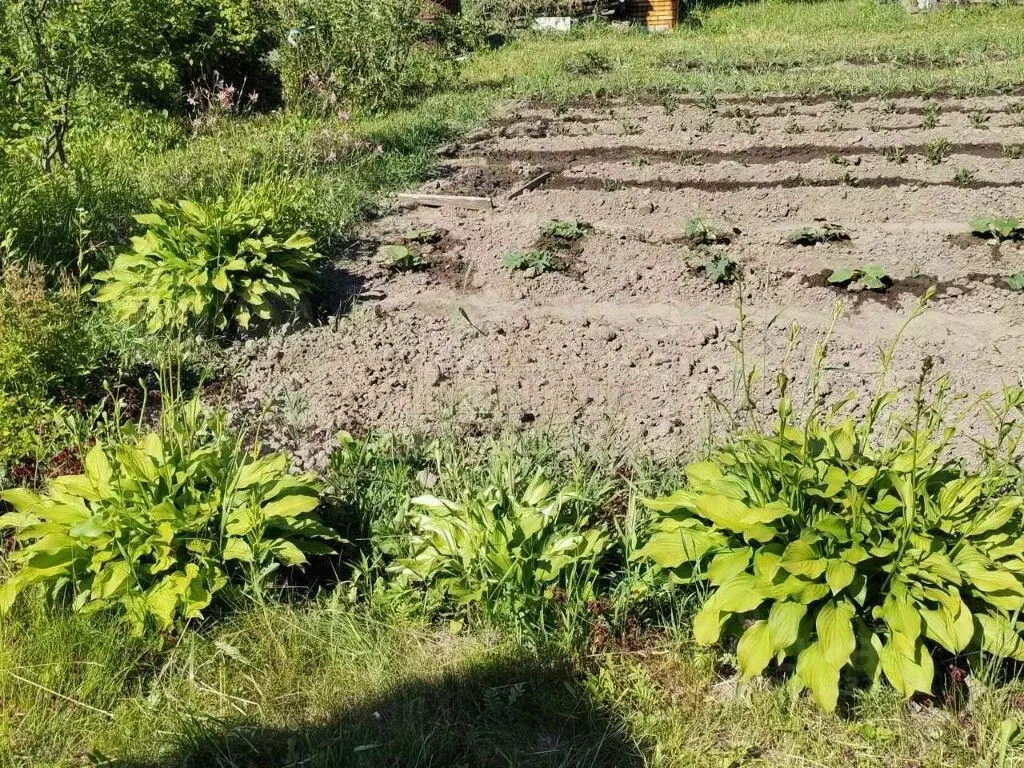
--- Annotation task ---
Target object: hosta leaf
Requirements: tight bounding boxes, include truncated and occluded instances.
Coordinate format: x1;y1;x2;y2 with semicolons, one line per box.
975;612;1024;661
817;600;856;667
825;560;857;595
271;540;307;566
795;642;841;712
781;539;827;579
921;597;973;654
642;490;697;513
768;601;807;651
223;538;254;562
693;602;725;645
879;633;934;698
262;493;320;518
737;620;773;679
84;445;113;494
878;589;922;641
707;547;752;585
713;574;765;614
633;526;726;568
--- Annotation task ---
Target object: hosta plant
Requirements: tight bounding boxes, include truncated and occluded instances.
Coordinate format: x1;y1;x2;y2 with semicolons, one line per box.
634;392;1024;711
94;196;321;335
0;399;338;634
392;473;608;627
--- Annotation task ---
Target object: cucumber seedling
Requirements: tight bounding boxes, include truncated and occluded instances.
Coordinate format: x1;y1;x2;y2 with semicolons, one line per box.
380;244;428;272
787;222;851;246
688;248;740;285
969;216;1023;242
684;216;738;246
828;265;890;292
1006;272;1024;291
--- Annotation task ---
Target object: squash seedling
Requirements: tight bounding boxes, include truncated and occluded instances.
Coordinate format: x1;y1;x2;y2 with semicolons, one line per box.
539;219;590;243
970;216;1023;242
828;265;890;292
1006;272;1024;292
787;223;851;246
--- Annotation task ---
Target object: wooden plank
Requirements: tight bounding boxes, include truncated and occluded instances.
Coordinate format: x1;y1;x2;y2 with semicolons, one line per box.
506;171;552;200
396;193;493;211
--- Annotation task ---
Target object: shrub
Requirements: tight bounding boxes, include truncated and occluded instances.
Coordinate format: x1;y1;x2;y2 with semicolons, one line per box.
392;472;608;629
272;0;454;115
634;388;1024;711
94;194;320;335
0;397;339;633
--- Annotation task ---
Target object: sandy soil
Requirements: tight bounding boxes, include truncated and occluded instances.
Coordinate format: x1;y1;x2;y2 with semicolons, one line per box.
233;94;1024;467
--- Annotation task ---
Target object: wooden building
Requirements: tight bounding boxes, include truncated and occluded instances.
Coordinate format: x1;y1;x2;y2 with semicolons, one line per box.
627;0;679;29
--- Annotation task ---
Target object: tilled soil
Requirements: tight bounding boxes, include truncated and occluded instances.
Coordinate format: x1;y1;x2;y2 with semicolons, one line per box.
235;95;1024;467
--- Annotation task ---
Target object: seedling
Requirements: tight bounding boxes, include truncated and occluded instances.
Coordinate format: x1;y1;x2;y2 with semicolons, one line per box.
881;100;898;114
969;110;991;130
883;146;908;165
868;118;882;133
921;103;941;129
402;228;442;244
602;178;622;192
828;264;890;292
503;249;558;273
833;95;853;114
828;153;849;166
1006;272;1024;291
1002;144;1023;160
621;120;642;136
661;95;679;116
1008;100;1024;115
699;91;718;112
688;249;740;285
684;216;736;245
839;170;858;187
631;155;650;167
698;117;715;133
784;120;805;135
819;118;844;133
969;216;1023;242
539;219;590;242
381;244;428;272
952;167;977;187
787;223;851;246
676;153;701;165
923;138;952;165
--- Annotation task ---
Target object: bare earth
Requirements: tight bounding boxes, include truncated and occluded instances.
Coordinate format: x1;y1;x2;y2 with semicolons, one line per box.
235;94;1024;466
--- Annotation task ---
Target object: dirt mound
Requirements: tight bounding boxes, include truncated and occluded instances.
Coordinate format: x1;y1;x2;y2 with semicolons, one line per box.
234;95;1024;467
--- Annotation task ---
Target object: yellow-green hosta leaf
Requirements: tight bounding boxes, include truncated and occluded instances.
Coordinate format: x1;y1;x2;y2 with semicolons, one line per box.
642;490;697;513
737;620;773;679
262;493;320;519
781;539;827;579
222;538;254;562
713;574;765;614
877;588;923;641
976;612;1024;661
879;632;934;698
825;560;856;595
693;602;725;645
921;597;973;654
707;547;752;585
795;641;841;712
768;601;807;652
848;466;877;486
271;540;308;566
84;444;113;494
817;600;856;667
632;526;726;569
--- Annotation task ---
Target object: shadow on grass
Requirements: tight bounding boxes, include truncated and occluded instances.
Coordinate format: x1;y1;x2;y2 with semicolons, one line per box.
112;655;643;768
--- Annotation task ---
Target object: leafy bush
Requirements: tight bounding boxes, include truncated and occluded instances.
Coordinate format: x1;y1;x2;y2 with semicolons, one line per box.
272;0;455;115
94;195;320;335
635;390;1024;711
0;398;338;633
392;472;608;628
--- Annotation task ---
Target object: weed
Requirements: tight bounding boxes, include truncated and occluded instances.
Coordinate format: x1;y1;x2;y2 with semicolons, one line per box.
884;146;908;164
828;264;891;291
502;249;558;273
699;90;718;112
698;117;715;133
952;167;977;187
921;102;941;129
881;99;898;114
787;223;851;246
381;244;428;272
564;50;613;77
833;95;853;113
1002;144;1023;160
828;153;849;166
621;119;642;136
923;138;952;165
969;110;991;129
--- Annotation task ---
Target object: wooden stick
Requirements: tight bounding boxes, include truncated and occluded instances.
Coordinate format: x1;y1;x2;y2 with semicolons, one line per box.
396;193;492;211
506;171;552;200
